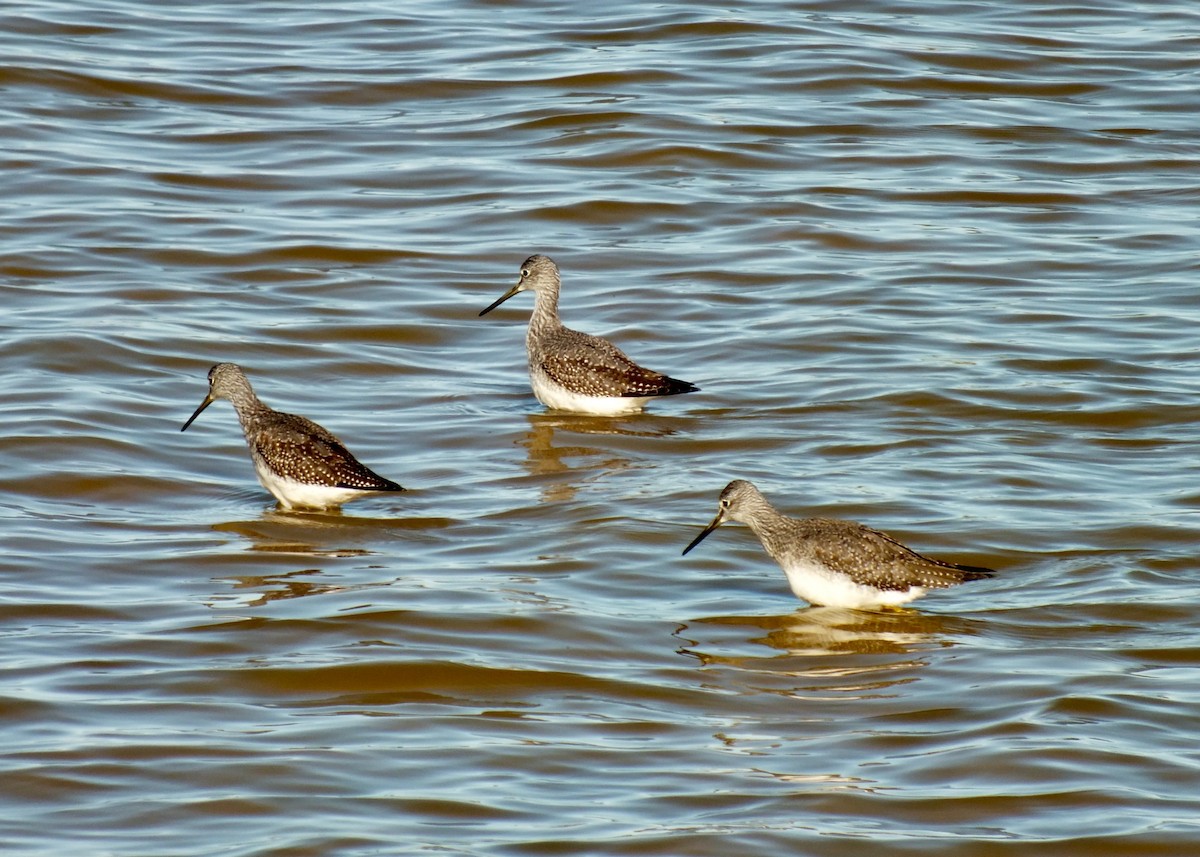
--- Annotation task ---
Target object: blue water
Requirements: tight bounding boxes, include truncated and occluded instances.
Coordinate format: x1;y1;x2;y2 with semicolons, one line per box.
1;1;1199;854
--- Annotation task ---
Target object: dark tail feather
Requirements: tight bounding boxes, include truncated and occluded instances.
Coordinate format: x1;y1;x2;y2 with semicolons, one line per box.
955;563;996;581
655;375;700;397
618;372;699;398
337;474;405;492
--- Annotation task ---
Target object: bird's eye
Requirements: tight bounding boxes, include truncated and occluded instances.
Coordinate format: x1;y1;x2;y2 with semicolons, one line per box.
520;269;530;279
720;499;730;509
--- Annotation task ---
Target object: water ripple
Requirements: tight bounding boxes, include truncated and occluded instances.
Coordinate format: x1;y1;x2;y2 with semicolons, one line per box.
2;0;1199;854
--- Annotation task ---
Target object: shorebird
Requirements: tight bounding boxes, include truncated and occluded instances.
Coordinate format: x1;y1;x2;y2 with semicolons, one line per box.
479;255;698;415
682;480;995;609
181;363;404;510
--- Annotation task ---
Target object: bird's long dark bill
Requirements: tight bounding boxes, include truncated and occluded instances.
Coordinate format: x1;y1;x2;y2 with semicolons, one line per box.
682;515;723;556
181;395;215;432
479;283;522;316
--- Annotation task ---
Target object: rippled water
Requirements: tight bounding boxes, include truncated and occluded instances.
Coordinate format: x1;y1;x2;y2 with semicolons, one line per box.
2;1;1199;854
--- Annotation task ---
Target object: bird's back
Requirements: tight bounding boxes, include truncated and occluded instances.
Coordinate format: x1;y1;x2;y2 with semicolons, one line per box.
251;410;402;491
780;517;995;592
535;324;697;398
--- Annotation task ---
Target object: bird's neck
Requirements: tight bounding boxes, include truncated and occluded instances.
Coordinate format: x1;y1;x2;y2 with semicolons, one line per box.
230;389;271;434
742;497;789;539
528;285;563;339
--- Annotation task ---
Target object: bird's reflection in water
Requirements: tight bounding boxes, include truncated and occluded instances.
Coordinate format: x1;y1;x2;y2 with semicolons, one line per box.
214;512;375;558
205;510;442;609
678;607;982;697
211;505;446;558
207;566;401;610
519;413;677;502
214;568;334;607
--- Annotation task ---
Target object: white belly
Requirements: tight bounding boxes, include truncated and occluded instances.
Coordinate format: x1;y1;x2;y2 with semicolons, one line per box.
529;367;650;416
780;558;925;609
252;458;370;510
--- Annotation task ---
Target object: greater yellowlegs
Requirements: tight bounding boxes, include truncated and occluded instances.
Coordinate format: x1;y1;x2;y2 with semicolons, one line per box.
682;480;994;609
479;255;698;415
181;363;404;510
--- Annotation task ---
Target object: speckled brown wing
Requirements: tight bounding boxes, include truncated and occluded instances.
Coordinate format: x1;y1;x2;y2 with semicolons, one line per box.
539;327;698;398
800;518;994;592
252;412;403;491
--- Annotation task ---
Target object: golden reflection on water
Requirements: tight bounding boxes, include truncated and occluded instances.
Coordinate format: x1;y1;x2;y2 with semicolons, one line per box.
213;517;380;558
212;510;449;550
518;412;673;502
212;568;334;607
677;607;977;697
207;565;406;610
205;516;412;609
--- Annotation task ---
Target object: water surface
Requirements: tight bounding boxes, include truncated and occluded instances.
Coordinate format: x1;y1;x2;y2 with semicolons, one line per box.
2;1;1199;854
